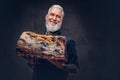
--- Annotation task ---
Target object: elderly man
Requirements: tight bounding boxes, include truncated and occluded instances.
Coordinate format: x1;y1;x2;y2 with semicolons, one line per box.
32;4;79;80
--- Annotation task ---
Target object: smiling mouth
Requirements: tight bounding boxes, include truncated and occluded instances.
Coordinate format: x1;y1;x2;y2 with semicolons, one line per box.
49;21;58;26
50;19;58;24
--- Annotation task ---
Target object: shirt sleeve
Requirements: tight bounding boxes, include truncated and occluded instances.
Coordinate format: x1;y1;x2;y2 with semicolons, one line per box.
66;39;80;68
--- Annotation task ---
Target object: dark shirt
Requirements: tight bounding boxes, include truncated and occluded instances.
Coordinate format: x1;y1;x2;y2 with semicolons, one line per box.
32;30;79;80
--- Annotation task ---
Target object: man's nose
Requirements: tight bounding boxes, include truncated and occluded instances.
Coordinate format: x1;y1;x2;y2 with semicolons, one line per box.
53;15;57;20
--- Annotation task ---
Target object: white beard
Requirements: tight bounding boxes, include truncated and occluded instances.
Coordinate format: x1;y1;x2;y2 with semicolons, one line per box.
45;21;62;32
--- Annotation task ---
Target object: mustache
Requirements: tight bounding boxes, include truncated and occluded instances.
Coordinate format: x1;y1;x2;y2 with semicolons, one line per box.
50;19;58;24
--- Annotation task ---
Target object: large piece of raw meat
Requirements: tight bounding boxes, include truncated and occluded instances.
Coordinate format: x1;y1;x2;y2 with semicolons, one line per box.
16;31;66;63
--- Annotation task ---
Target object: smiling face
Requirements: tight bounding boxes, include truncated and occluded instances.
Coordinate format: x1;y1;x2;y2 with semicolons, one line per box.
45;7;63;32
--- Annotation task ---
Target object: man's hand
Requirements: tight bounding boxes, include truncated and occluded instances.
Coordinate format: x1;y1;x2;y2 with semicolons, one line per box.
63;64;78;73
47;58;65;69
47;58;79;73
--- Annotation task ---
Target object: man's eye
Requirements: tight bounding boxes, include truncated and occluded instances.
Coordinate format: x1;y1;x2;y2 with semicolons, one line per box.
57;15;61;18
50;13;54;16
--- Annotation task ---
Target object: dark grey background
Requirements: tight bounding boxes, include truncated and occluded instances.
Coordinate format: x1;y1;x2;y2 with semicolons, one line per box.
0;0;119;80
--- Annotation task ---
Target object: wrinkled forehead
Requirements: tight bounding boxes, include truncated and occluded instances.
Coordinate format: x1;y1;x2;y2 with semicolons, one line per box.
48;7;63;16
